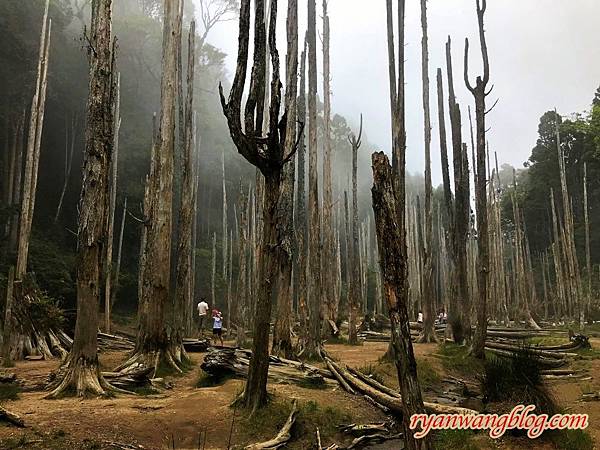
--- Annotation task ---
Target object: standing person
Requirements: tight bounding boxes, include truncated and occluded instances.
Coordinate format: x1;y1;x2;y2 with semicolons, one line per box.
212;309;224;346
417;310;424;324
197;297;209;337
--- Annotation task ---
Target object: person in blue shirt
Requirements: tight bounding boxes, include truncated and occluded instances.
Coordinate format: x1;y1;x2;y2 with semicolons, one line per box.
212;309;224;346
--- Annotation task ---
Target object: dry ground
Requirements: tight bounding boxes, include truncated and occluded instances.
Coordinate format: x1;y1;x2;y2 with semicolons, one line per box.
0;338;597;449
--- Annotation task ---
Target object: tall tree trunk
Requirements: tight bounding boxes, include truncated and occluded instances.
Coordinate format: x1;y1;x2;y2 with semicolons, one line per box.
175;20;196;344
104;73;121;333
464;0;491;358
295;36;308;348
371;152;431;450
8;112;25;254
304;0;323;359
236;186;249;346
348;117;363;344
583;162;591;321
272;0;298;359
219;0;296;411
16;0;51;279
321;0;335;335
419;0;436;343
116;0;184;376
47;0;119;398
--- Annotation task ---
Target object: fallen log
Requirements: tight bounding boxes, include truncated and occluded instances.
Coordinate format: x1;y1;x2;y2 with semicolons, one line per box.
102;366;153;390
484;347;567;368
484;341;578;360
326;358;477;415
325;358;356;395
244;399;298;449
0;372;17;383
200;348;335;387
0;406;25;427
339;422;390;436
182;338;210;352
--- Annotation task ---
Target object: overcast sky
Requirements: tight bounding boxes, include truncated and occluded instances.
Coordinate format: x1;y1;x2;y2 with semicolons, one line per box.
199;0;600;184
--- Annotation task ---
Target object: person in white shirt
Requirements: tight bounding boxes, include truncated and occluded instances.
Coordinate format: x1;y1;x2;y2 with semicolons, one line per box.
417;311;424;324
197;298;209;337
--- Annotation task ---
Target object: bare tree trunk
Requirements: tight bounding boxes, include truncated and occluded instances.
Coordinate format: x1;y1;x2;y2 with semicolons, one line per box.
115;0;184;376
419;0;436;343
219;0;297;411
371;152;431;450
304;0;323;359
348;117;362;344
295;37;308;348
272;0;298;359
54;114;77;223
175;20;196;344
16;0;51;279
110;197;127;310
1;267;15;367
236;186;249;346
222;151;228;280
104;73;121;333
47;0;119;398
211;231;217;307
464;0;491;358
583;162;591;321
321;0;335;336
7;113;25;253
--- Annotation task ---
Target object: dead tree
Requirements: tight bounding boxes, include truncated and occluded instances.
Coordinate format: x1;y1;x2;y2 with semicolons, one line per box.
583;162;591;318
219;0;298;411
295;36;308;348
419;0;436;343
104;73;121;333
7;111;25;254
115;0;185;376
54;113;78;223
175;20;196;343
371;152;431;450
236;185;249;346
211;231;217;307
110;197;127;310
348;116;363;345
272;0;298;359
321;0;335;334
16;0;51;279
222;150;228;279
47;0;120;397
464;0;491;358
445;38;471;344
304;0;323;359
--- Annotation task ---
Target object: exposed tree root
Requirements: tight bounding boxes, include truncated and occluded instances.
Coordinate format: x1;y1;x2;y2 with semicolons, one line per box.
45;356;128;398
6;276;69;361
114;344;188;379
0;406;25;427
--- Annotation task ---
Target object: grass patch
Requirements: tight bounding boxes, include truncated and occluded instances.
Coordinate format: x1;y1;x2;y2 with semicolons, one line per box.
237;396;351;448
326;335;352;345
548;429;594;450
357;364;386;386
433;429;478;450
0;383;20;402
435;343;483;377
0;431;104;450
196;369;234;388
576;347;600;359
417;358;441;389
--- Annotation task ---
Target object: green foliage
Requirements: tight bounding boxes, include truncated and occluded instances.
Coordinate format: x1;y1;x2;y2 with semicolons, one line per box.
548;429;594;450
435;343;483;376
416;358;441;389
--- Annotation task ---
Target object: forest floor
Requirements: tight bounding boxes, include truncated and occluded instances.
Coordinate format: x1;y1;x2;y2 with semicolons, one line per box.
0;333;598;449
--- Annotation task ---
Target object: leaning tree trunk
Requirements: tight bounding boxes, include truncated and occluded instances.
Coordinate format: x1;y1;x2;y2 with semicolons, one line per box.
54;113;77;223
115;0;184;377
464;0;491;359
47;0;120;398
219;0;297;412
371;152;431;450
16;0;51;280
272;0;298;359
419;0;436;343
